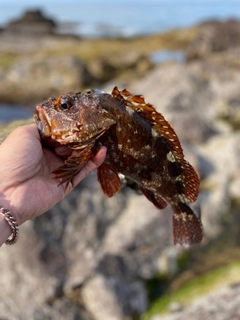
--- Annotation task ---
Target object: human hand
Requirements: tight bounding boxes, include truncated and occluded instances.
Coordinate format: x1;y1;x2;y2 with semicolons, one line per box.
0;124;107;226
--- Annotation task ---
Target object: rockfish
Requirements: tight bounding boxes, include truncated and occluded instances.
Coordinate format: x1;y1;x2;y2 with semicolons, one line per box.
35;87;203;246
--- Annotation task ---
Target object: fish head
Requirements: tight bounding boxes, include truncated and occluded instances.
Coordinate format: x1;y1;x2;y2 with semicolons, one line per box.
35;91;116;147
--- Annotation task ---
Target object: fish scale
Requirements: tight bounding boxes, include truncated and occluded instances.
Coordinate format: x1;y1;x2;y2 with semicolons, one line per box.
35;86;203;246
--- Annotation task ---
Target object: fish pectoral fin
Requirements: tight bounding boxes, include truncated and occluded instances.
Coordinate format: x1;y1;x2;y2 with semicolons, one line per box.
172;202;203;246
140;187;167;209
97;163;121;197
53;144;94;186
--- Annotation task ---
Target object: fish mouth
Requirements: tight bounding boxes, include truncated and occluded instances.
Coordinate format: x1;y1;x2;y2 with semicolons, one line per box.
35;106;51;137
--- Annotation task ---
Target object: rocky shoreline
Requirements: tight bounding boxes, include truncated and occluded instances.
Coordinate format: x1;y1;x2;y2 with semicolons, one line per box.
1;15;240;320
0;9;197;104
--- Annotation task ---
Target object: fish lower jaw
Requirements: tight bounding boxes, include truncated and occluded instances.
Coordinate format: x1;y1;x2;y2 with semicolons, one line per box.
35;108;51;137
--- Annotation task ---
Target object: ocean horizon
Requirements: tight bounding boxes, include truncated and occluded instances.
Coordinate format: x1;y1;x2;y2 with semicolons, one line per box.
1;0;240;37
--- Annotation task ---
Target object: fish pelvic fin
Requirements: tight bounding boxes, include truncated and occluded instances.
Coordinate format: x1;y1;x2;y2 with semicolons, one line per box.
97;163;122;197
172;202;203;247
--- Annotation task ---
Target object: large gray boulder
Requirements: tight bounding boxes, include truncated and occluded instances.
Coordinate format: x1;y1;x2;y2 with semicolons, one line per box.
0;55;92;103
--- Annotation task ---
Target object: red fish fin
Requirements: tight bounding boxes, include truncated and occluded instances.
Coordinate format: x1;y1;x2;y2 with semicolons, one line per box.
140;187;167;209
112;86;183;157
97;163;121;197
172;202;203;246
53;144;94;186
181;160;200;203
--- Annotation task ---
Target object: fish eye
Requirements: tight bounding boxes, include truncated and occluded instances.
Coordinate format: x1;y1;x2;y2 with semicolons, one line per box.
59;98;74;110
60;99;73;110
60;102;69;110
54;95;74;111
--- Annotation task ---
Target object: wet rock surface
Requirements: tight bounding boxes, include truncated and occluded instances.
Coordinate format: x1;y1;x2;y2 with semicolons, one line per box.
187;19;240;60
0;55;93;104
0;173;171;320
153;283;240;320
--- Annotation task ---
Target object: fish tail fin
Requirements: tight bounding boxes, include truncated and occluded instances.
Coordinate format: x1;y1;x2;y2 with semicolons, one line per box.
171;202;203;246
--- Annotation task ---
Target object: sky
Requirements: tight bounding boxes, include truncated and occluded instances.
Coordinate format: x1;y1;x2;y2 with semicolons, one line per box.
1;0;240;4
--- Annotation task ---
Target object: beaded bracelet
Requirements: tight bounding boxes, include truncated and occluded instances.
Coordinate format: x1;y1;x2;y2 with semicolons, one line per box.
0;205;19;245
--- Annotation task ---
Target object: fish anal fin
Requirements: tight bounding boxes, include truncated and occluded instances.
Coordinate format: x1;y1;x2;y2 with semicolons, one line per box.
53;144;94;186
97;163;121;197
140;187;167;209
172;202;203;246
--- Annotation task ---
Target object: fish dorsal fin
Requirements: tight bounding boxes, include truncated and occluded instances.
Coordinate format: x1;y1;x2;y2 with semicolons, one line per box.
181;159;200;203
112;86;183;157
112;86;200;202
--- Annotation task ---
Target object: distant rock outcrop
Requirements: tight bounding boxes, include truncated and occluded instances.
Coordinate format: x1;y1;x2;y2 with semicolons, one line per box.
187;19;240;60
0;55;93;103
0;53;152;104
2;9;56;36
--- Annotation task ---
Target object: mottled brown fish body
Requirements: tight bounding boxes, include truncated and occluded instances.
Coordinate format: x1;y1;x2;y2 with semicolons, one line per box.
35;87;203;246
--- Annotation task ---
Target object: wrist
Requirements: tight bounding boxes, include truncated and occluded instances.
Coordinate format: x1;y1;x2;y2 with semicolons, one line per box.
0;196;20;224
0;211;14;246
0;204;19;245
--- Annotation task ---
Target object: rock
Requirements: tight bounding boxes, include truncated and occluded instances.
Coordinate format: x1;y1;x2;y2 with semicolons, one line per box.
3;9;56;36
101;193;172;279
168;302;184;313
81;273;147;320
153;283;240;320
187;19;240;60
22;298;94;320
130;56;240;143
130;62;218;143
87;51;153;84
194;132;240;239
0;50;152;104
157;247;182;277
0;170;172;320
0;55;93;103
